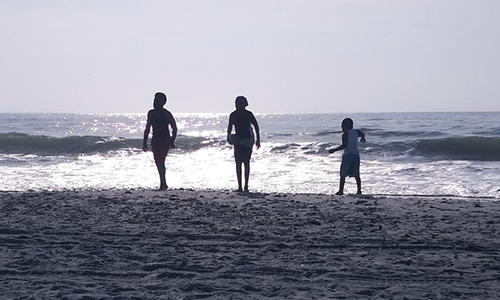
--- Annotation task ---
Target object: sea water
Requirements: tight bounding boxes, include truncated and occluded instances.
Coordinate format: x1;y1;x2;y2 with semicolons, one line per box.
0;112;499;197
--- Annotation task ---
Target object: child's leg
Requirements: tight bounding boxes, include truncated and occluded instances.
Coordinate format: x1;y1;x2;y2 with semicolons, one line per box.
234;146;244;192
242;148;252;192
355;176;362;194
243;160;250;192
153;143;169;191
235;161;243;191
336;176;346;195
156;160;167;190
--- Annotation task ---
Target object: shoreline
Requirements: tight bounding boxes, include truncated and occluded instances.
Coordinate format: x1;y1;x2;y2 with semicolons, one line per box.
1;189;499;298
1;187;498;200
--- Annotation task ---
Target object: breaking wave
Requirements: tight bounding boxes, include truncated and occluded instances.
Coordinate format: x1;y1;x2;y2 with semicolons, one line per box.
2;132;499;161
415;137;500;161
0;132;223;156
269;137;500;161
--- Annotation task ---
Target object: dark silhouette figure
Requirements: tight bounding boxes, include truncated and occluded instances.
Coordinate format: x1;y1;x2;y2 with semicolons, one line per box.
328;118;366;195
227;96;261;193
143;92;177;190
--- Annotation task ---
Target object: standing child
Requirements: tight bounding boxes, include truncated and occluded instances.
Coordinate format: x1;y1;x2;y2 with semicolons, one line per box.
328;118;366;195
227;96;261;193
143;92;178;191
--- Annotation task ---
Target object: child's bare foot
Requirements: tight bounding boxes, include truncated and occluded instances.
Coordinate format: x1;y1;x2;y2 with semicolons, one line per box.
356;190;362;195
335;191;344;195
244;187;249;193
236;188;243;193
158;185;168;191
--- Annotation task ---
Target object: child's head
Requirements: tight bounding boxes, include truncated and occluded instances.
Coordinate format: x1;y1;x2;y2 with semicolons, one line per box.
153;92;167;109
341;118;353;132
235;96;248;110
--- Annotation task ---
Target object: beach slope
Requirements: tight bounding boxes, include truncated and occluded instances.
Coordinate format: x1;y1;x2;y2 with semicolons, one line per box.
1;189;499;299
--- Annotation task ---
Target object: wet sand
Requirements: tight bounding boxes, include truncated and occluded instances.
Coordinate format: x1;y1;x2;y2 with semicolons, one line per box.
0;189;499;299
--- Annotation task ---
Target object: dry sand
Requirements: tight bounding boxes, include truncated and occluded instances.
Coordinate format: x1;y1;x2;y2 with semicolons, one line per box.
0;189;499;299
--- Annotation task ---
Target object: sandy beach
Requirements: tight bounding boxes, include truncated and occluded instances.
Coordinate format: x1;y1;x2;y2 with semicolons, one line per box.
0;189;499;299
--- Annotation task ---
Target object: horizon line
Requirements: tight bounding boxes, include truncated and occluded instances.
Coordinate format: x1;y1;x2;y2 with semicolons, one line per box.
1;110;499;115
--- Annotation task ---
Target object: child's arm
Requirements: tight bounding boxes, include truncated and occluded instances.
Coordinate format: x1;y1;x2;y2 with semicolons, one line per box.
227;115;234;139
328;133;348;153
356;130;366;143
143;111;152;151
250;113;261;149
169;112;178;148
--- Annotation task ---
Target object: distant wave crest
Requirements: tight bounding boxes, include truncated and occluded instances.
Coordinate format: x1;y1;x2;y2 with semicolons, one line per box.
415;137;500;161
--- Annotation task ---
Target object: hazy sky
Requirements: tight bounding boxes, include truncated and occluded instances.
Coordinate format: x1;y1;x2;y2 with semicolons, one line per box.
1;0;499;113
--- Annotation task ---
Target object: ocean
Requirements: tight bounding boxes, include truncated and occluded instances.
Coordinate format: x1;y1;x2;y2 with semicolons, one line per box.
0;112;499;197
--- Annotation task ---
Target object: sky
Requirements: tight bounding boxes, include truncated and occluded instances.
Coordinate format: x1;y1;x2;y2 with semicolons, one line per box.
0;0;499;114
